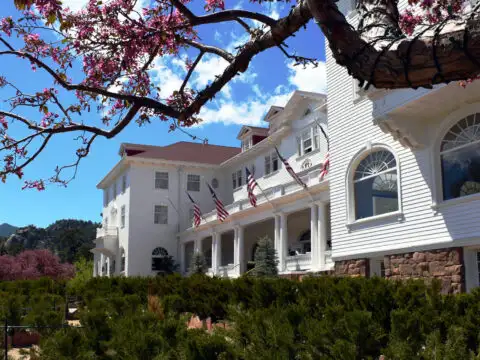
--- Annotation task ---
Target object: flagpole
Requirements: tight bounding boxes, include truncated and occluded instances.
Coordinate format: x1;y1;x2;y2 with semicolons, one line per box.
166;196;181;217
254;179;276;211
185;191;209;229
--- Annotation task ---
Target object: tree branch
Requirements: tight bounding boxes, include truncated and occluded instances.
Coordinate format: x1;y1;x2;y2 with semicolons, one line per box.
183;39;234;62
181;0;313;119
0;103;141;139
170;0;278;27
0;46;179;117
306;0;480;89
180;51;204;95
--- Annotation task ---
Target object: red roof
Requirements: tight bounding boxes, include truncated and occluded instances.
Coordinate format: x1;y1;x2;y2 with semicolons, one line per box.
121;142;241;165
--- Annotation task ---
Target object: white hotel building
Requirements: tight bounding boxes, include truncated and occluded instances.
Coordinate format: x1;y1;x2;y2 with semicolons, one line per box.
93;0;480;293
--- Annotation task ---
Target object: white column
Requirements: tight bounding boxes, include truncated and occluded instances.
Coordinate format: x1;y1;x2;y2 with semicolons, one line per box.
212;232;221;275
100;254;105;276
106;257;111;277
310;203;320;271
279;213;288;272
180;242;186;275
216;233;222;273
195;238;203;254
234;226;245;276
274;214;281;272
93;255;98;277
318;202;328;269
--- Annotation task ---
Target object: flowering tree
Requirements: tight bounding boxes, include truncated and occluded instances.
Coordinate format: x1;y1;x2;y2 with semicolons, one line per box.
1;0;479;188
0;249;75;280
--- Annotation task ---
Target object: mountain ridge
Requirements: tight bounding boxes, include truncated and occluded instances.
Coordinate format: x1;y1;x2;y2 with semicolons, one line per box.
0;223;18;237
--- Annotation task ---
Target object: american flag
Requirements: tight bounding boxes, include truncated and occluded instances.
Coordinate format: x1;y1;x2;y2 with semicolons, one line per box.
319;151;330;180
274;146;307;189
207;182;229;222
245;167;258;207
186;191;202;227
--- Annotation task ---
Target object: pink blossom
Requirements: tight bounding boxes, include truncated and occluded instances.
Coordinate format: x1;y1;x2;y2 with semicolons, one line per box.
0;249;75;281
0;116;8;130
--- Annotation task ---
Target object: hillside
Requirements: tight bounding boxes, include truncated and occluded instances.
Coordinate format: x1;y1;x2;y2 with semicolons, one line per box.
0;223;18;237
0;219;100;262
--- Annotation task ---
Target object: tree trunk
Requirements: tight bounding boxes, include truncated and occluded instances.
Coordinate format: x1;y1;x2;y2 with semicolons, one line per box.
306;0;480;89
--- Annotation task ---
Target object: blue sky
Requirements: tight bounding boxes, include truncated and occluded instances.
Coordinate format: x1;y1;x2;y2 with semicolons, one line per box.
0;0;326;228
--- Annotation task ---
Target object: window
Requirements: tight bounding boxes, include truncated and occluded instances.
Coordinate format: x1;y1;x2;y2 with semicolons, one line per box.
112;182;117;199
120;248;125;272
152;247;169;272
120;205;125;228
440;114;480;201
187;174;200;192
212;178;219;189
155;171;169;189
232;170;243;189
353;149;399;220
104;189;108;206
122;175;127;193
265;152;279;175
302;129;313;154
154;205;168;224
242;138;252;152
297;126;321;156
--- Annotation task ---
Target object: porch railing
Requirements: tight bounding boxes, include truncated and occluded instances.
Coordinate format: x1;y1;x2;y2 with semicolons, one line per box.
285;253;312;272
190;168;327;229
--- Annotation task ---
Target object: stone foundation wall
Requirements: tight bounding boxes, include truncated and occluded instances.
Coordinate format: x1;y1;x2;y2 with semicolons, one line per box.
384;247;464;294
334;259;370;277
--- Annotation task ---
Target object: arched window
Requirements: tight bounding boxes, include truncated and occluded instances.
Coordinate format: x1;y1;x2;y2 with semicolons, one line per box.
440;114;480;201
353;149;399;220
152;247;169;271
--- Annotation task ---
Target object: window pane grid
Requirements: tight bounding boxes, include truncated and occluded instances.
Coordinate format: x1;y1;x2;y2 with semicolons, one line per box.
155;172;169;189
353;150;399;220
187;174;200;191
154;205;168;224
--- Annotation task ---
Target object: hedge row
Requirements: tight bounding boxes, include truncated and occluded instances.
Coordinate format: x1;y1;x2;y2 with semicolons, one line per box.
4;275;480;359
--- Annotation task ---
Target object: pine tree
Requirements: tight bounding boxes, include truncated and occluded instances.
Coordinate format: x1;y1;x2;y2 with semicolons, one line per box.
252;236;278;277
189;251;207;275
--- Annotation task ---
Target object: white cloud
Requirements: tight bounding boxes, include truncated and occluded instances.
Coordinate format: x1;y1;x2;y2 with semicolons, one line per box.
60;0;88;12
196;60;326;126
287;61;327;94
150;58;184;98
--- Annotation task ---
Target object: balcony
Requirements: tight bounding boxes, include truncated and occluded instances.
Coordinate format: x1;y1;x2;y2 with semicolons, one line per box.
93;227;119;257
217;264;237;278
192;170;328;229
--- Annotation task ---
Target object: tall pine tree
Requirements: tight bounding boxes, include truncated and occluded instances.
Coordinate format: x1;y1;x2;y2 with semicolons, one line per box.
188;251;207;276
252;236;278;277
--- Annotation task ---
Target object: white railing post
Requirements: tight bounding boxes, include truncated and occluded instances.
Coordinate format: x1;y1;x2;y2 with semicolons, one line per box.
279;212;288;272
318;202;328;270
310;203;320;271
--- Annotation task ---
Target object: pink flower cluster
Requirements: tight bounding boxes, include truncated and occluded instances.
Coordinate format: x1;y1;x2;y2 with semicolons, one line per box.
28;0;62;19
0;16;13;36
22;179;46;191
400;0;464;36
0;249;75;281
205;0;225;12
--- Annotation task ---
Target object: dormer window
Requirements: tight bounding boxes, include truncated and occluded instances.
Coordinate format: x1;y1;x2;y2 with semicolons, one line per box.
242;137;252;152
297;126;321;157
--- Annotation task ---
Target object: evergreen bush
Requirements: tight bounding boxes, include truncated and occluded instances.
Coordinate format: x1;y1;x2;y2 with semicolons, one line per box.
251;236;278;277
188;251;207;275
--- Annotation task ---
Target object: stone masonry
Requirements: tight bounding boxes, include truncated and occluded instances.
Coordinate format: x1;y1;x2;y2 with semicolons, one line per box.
384;247;464;294
334;259;370;277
